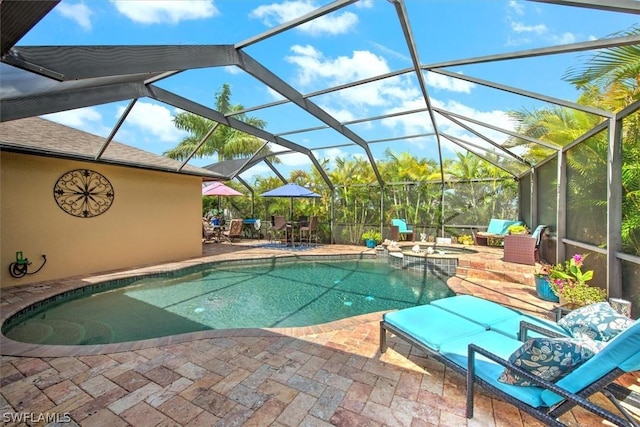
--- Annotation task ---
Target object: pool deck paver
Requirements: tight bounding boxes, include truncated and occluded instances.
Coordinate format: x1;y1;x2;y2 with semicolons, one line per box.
1;241;639;426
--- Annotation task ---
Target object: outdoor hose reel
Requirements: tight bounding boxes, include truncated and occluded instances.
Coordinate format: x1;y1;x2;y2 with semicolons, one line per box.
9;251;47;278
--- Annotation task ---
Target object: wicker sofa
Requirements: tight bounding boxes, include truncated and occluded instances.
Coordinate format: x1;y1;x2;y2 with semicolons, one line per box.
473;219;523;246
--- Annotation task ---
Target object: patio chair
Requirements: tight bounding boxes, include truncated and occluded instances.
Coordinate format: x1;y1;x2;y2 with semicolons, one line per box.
390;218;414;241
222;218;243;243
202;219;217;242
299;215;318;245
380;295;640;427
503;225;547;265
270;215;287;243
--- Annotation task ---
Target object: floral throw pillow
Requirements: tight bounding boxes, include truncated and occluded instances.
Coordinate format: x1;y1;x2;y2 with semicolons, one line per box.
557;302;635;342
497;337;604;387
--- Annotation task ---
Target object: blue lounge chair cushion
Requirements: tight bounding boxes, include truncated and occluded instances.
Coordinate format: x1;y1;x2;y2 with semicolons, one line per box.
497;337;604;387
430;295;522;328
541;320;640;407
439;330;548;408
557;301;636;342
486;219;522;235
383;305;486;351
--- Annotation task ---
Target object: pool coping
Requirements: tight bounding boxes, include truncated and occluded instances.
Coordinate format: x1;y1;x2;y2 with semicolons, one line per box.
1;251;393;357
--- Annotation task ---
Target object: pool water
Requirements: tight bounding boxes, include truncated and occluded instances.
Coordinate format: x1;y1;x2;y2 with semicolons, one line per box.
3;259;454;345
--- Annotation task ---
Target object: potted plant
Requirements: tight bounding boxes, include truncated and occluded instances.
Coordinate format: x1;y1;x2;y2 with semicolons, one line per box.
534;262;558;302
458;234;474;245
508;224;528;235
548;254;607;307
362;230;382;248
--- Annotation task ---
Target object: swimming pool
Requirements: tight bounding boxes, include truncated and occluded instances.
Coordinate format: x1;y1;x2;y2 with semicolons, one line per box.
3;258;454;345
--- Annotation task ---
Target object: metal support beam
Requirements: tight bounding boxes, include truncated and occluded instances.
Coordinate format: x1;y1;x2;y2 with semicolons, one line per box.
556;151;567;264
236;49;384;186
96;98;137;160
607;115;623;298
145;85;334;191
528;0;640;14
390;0;447;237
531;168;538;233
235;0;357;49
438;111;531;166
1;82;148;122
178;123;220;171
5;45;240;81
431;69;613;118
433;107;562;151
440;134;520;178
227;141;270;179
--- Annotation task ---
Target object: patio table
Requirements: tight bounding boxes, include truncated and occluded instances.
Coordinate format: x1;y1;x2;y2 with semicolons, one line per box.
286;221;300;247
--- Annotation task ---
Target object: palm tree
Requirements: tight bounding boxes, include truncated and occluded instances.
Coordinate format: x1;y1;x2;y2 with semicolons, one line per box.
164;83;269;161
563;26;640;105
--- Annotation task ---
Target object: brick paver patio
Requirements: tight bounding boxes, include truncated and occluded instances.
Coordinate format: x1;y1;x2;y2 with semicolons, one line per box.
1;241;638;426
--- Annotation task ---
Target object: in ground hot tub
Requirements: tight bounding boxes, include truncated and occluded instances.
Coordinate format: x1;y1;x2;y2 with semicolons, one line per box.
388;243;478;276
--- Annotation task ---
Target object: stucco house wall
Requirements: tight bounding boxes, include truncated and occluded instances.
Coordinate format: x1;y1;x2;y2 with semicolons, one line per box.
1;151;203;287
0;115;224;288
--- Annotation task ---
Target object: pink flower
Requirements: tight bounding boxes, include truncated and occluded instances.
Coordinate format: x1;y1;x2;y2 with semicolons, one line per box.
572;254;583;267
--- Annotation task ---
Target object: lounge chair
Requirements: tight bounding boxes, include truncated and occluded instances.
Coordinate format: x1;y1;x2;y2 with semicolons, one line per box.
503;224;547;265
380;295;640;426
390;218;414;241
473;218;523;246
222;218;243;242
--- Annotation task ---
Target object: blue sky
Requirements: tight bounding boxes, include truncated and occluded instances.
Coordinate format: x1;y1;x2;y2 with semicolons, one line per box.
9;0;638;181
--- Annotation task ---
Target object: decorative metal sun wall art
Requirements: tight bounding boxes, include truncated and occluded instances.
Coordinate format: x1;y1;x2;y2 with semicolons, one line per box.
53;169;114;218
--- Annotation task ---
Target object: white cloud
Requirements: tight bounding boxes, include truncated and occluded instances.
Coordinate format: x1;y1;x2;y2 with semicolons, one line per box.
279;151;312;167
508;0;525;16
378;96;516;153
250;1;358;36
370;42;410;63
426;72;475;94
111;0;219;24
553;32;577;44
45;107;102;128
381;98;431;137
355;0;373;8
287;45;389;87
266;87;286;101
44;107;111;137
321;106;356;124
510;21;547;35
56;2;94;30
314;147;349;169
224;66;243;75
118;102;186;144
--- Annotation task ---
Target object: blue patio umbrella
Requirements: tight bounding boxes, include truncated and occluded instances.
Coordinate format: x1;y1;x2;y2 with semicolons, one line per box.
260;183;321;220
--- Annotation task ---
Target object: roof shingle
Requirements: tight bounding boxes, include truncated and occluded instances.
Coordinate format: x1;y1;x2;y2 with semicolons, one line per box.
0;117;223;179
